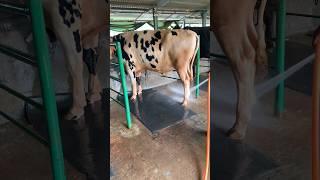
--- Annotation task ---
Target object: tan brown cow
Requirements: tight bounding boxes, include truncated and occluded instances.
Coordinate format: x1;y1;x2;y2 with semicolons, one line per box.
211;0;268;139
40;0;107;120
112;29;199;106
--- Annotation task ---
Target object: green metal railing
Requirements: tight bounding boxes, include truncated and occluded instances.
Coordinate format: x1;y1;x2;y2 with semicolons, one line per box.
275;0;286;116
0;1;66;180
115;41;132;129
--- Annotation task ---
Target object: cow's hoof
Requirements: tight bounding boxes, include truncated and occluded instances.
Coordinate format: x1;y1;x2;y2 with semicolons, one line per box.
226;128;245;140
130;96;137;102
181;101;188;106
87;93;101;104
64;111;84;121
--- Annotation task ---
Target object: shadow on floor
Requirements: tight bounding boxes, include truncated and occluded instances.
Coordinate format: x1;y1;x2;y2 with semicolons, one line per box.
24;90;108;180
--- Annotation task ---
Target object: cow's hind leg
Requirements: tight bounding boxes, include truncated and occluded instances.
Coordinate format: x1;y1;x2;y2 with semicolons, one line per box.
215;27;256;140
177;68;191;106
83;34;102;104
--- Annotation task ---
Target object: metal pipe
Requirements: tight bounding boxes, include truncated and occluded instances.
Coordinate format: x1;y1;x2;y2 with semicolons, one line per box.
0;2;29;16
0;44;37;67
115;41;132;129
196;40;201;98
202;72;210;180
312;40;320;180
153;8;159;30
201;11;207;27
29;1;66;179
0;110;48;145
0;83;43;109
110;75;121;82
275;0;286;116
286;12;320;19
110;87;124;96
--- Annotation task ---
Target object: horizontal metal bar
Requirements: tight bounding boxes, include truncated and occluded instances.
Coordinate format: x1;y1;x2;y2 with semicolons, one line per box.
111;62;119;66
210;53;227;59
0;83;43;109
286;12;320;19
110;75;121;82
160;75;180;80
110;88;124;96
0;44;37;67
110;96;125;108
0;110;48;145
0;2;30;16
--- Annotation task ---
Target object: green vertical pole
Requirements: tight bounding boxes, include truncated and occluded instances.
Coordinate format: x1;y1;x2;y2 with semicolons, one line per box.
115;42;132;129
153;8;158;30
196;36;201;98
275;0;286;116
29;1;66;180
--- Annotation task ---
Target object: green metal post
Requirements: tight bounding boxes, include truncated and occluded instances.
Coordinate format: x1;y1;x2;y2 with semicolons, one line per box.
275;0;286;116
115;41;132;129
196;38;201;98
29;1;66;179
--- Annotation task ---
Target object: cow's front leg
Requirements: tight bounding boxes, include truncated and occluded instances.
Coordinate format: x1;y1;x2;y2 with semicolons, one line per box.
127;65;137;101
136;72;142;95
48;2;86;120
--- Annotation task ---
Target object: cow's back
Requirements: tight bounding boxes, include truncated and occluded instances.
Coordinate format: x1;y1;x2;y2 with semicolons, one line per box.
118;29;198;73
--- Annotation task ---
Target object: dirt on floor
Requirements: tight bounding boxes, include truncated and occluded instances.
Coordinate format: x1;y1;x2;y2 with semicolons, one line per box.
110;86;209;180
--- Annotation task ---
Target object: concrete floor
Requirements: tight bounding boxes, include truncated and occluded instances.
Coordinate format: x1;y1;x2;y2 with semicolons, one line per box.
110;75;209;180
211;61;311;179
0;123;86;180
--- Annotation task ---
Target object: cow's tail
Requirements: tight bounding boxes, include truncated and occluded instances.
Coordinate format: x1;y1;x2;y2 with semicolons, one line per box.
188;34;199;81
255;0;268;79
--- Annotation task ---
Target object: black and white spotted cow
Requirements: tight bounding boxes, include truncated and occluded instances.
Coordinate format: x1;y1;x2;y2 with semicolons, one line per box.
112;29;199;106
37;0;107;120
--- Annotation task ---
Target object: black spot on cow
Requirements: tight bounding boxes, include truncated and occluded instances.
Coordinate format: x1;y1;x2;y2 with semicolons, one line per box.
83;48;98;75
146;54;154;61
171;31;178;36
134;33;139;48
140;38;147;52
159;43;162;51
133;71;136;78
155;58;158;63
143;30;147;34
150;64;156;68
145;41;150;48
72;30;81;52
58;0;82;28
130;54;133;58
128;43;131;48
124;40;127;45
113;34;130;61
150;37;159;45
152;47;154;51
154;31;161;39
